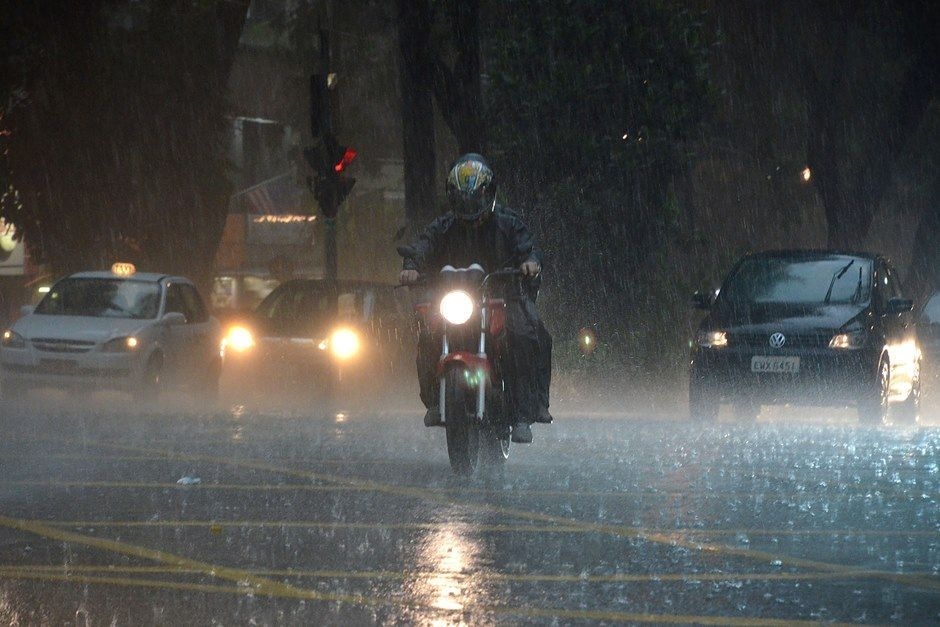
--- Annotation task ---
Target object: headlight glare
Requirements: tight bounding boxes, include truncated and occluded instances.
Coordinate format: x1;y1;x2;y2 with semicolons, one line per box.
1;330;25;349
330;328;360;360
103;336;139;352
695;330;728;348
222;326;255;353
439;290;474;325
829;330;866;350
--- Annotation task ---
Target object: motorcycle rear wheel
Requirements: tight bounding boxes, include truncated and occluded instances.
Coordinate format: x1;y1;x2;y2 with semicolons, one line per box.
444;368;481;475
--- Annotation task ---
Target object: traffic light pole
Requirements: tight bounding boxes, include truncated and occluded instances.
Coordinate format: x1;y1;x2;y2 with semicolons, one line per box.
306;26;355;284
319;29;338;284
324;213;338;282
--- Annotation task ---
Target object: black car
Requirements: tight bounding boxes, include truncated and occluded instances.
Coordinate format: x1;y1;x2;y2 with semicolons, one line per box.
918;290;940;396
220;279;413;400
689;251;920;424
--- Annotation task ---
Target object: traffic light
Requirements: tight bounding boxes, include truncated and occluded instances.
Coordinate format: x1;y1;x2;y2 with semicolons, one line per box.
304;132;356;219
305;65;356;219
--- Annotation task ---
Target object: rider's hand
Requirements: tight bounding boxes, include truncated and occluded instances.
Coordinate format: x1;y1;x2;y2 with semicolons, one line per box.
399;269;420;285
520;260;541;278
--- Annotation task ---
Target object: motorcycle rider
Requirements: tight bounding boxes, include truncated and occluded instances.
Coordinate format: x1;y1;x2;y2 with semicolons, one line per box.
399;153;552;443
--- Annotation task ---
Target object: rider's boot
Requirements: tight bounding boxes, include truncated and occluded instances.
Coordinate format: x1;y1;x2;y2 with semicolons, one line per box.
534;405;553;424
511;421;533;443
424;406;442;427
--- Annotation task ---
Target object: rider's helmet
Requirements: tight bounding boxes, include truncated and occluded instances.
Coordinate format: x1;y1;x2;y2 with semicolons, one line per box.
445;153;496;222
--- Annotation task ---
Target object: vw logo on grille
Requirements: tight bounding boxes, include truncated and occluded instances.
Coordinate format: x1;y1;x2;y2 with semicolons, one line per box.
768;332;787;348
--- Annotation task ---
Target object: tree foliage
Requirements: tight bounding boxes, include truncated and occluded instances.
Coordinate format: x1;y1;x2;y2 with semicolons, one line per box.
481;0;713;371
0;0;247;287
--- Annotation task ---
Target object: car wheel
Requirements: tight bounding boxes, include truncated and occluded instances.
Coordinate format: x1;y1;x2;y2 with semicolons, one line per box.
892;371;920;424
858;357;889;425
689;372;719;422
135;354;164;403
198;358;222;404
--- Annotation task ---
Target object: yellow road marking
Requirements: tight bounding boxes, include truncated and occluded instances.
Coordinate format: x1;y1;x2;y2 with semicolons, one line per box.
33;516;940;539
3;473;932;501
0;514;379;606
74;440;940;593
0;568;861;626
2;564;936;586
4;435;938;620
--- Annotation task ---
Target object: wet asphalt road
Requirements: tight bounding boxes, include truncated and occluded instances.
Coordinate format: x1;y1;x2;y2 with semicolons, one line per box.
1;396;939;625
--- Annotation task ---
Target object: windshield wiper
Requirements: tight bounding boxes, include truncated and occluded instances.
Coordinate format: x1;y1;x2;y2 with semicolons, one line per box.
824;259;855;303
850;266;864;304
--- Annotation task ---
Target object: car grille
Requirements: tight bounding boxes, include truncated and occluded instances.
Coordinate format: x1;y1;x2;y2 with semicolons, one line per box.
31;338;96;354
732;332;830;350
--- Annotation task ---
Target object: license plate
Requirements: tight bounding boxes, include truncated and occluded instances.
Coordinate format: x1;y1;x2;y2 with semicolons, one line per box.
751;356;800;373
40;358;78;374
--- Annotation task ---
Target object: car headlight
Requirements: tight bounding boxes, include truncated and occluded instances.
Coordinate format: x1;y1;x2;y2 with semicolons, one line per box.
1;330;26;349
440;290;474;325
102;336;139;352
222;326;255;353
329;328;360;360
829;330;866;350
695;330;728;348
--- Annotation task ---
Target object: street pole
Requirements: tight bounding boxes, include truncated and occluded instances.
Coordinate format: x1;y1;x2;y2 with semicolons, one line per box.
318;28;338;284
306;20;355;284
324;215;337;283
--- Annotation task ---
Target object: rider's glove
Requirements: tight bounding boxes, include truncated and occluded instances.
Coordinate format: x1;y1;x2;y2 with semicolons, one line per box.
399;269;420;285
520;260;541;278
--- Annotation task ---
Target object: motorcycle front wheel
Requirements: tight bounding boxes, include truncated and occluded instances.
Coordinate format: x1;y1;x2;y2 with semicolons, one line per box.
444;368;481;475
480;429;510;466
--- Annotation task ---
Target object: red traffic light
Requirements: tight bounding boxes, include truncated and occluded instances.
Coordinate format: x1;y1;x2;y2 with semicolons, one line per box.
334;147;357;173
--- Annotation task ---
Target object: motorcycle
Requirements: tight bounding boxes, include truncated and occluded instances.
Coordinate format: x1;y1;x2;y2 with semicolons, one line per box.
400;254;522;475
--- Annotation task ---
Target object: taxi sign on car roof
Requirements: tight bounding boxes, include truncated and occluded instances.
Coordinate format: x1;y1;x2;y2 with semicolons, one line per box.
111;262;136;277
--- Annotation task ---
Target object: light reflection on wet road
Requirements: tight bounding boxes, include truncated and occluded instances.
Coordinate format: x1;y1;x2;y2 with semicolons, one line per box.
0;399;938;624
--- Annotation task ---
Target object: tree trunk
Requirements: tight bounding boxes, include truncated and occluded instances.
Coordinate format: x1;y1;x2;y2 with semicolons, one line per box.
432;0;484;153
396;0;438;229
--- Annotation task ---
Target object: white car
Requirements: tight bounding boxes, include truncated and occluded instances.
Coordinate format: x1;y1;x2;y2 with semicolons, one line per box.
0;265;222;401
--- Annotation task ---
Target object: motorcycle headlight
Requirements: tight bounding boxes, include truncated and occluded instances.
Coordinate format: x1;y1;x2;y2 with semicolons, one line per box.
695;330;728;348
222;326;255;353
829;329;866;350
1;330;26;349
102;336;139;352
329;328;360;360
440;290;474;325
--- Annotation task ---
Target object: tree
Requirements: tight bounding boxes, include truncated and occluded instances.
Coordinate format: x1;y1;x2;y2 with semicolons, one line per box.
481;0;713;371
395;0;486;230
396;0;439;228
789;2;939;250
0;1;249;289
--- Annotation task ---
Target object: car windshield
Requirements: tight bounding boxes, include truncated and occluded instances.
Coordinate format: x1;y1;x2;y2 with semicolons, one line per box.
256;284;381;329
721;257;872;305
35;278;161;319
923;293;940;324
257;285;337;327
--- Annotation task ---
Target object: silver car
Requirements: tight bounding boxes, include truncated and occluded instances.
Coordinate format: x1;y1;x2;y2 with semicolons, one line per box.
0;266;222;401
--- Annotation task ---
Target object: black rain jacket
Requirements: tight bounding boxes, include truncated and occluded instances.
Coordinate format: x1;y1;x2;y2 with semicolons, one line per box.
401;206;543;277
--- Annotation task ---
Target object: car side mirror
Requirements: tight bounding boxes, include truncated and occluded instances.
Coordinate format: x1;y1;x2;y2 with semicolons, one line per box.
887;297;913;314
162;311;187;325
20;305;35;317
691;291;713;310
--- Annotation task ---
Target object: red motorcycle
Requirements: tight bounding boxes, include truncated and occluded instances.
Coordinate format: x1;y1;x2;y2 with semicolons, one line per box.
409;263;522;475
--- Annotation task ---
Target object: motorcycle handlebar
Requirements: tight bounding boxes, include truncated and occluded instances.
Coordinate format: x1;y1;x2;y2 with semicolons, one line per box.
397;267;524;289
